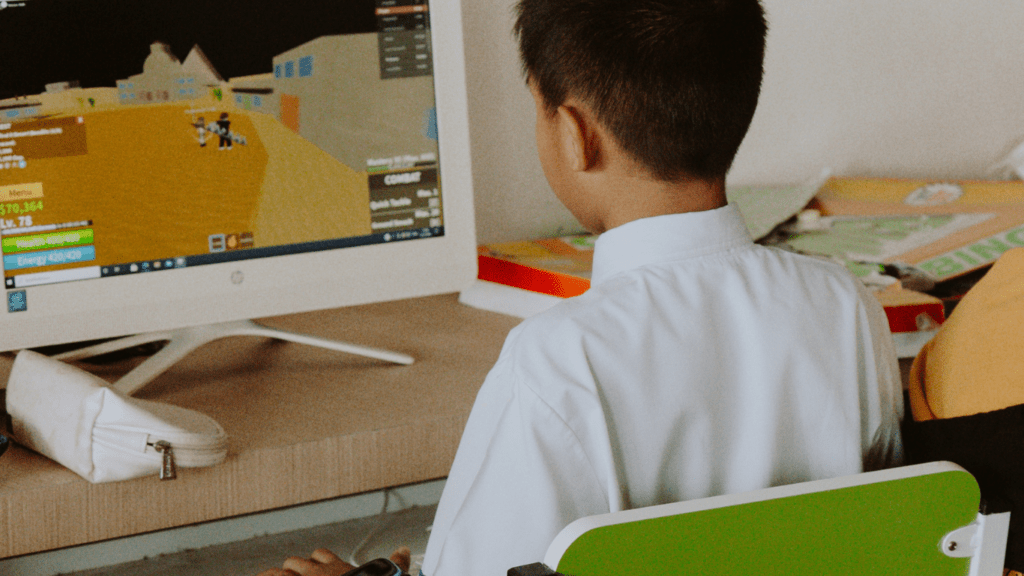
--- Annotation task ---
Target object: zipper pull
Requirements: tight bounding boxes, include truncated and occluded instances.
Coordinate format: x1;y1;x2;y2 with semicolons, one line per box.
153;440;177;480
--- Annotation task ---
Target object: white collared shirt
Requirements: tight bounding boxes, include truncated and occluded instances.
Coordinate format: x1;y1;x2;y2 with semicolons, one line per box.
422;204;903;576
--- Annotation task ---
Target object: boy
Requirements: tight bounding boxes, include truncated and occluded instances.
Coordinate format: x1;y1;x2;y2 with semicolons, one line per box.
259;0;902;574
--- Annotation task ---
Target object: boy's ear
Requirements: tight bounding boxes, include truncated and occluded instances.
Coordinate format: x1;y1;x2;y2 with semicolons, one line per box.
556;105;597;172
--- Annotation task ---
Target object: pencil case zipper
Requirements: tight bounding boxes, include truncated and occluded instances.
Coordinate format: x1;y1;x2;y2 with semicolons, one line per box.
92;425;227;480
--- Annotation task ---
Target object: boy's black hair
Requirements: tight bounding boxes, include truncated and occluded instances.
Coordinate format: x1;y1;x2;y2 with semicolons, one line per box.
514;0;767;182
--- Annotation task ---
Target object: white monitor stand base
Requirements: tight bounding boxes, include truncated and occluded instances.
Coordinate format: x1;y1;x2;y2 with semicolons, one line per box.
52;319;415;396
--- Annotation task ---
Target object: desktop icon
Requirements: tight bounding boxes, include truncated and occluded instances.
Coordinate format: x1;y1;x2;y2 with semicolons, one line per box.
7;290;27;313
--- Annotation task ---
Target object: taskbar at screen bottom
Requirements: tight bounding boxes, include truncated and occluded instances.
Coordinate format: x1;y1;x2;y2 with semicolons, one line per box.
3;226;444;290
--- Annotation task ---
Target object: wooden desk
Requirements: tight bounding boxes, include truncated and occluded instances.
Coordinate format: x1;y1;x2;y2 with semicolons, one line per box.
0;293;521;559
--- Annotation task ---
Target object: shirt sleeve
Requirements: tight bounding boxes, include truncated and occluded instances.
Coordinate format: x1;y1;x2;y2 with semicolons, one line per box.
421;332;610;576
856;281;905;471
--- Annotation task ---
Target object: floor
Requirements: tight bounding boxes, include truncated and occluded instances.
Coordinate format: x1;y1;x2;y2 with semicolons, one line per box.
65;504;437;576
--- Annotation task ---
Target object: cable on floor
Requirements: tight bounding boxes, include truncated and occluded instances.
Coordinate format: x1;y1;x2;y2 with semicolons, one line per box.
347;488;394;566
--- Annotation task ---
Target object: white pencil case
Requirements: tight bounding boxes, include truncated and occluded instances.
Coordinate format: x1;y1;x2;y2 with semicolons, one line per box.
5;349;228;483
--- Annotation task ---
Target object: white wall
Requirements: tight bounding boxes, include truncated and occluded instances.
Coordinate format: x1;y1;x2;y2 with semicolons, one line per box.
461;0;1024;244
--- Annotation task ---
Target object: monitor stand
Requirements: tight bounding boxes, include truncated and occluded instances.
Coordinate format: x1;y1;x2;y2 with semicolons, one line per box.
51;319;415;396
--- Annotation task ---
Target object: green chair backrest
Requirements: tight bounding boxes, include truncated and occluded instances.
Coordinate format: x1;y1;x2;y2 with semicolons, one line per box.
545;462;990;576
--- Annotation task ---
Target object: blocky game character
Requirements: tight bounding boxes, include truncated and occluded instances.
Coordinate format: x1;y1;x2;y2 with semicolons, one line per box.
192;116;207;147
217;112;232;150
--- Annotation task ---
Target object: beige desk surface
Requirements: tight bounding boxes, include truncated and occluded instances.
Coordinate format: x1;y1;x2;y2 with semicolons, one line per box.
0;293;521;559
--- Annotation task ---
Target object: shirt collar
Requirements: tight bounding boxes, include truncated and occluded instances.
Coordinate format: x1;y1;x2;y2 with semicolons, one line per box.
591;204;754;285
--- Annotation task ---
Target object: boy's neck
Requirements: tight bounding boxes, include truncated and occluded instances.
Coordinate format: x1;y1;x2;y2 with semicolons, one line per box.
598;173;727;232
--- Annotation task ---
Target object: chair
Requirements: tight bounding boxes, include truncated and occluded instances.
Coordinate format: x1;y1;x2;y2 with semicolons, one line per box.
509;462;1010;576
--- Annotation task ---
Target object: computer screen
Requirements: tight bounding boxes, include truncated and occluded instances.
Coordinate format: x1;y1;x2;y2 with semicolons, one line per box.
0;0;476;352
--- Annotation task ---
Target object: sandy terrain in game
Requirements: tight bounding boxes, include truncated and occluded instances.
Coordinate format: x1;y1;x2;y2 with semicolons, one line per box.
246;111;371;247
1;102;370;269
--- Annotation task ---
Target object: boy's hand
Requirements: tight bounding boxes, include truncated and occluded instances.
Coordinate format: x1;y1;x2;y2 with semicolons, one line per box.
256;546;412;576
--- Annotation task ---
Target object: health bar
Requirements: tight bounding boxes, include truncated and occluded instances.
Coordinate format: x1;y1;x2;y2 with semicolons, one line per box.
2;228;94;254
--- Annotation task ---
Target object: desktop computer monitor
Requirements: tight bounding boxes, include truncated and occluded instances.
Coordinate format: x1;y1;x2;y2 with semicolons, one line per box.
0;0;477;388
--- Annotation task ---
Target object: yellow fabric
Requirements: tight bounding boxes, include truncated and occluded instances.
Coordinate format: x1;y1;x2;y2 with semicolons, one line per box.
909;248;1024;421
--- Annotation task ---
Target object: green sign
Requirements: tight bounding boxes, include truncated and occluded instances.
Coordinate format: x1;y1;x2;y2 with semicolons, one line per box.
2;228;95;254
919;225;1024;280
